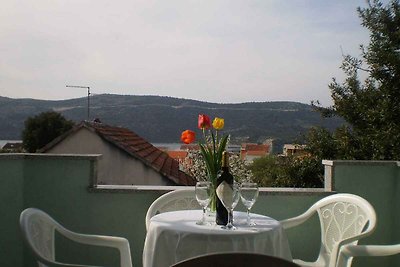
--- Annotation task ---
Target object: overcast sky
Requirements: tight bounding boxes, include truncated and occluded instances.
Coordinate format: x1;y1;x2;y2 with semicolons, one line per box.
0;0;372;106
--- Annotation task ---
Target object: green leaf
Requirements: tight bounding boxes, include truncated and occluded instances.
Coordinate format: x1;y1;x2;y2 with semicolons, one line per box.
216;134;229;168
199;143;216;183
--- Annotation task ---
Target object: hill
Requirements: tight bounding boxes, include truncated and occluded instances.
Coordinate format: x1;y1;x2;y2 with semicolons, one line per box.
0;94;343;151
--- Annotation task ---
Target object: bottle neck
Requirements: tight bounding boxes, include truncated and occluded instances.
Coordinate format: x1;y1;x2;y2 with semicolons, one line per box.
221;151;229;168
221;165;229;171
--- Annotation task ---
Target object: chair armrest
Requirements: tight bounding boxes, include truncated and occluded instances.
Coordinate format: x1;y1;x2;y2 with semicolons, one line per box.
280;209;315;229
341;244;400;257
336;244;400;267
57;228;132;267
332;221;376;267
335;219;376;254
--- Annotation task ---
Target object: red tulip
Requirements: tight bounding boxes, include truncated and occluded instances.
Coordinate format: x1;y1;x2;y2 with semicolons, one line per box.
198;114;211;129
181;130;196;144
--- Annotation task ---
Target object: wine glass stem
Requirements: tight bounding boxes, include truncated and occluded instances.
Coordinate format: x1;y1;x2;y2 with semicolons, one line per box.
227;209;233;228
202;207;206;223
247;208;251;225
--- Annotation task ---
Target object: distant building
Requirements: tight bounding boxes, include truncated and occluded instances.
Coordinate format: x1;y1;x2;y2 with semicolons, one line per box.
180;144;200;150
2;142;23;152
283;144;307;157
227;144;241;153
40;121;196;186
263;139;274;154
240;143;271;163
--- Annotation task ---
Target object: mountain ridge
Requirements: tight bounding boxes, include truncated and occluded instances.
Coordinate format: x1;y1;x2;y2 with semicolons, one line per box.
0;94;342;151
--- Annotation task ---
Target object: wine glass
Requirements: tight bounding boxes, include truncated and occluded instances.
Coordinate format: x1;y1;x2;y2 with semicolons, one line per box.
195;181;212;225
217;182;240;230
240;182;259;226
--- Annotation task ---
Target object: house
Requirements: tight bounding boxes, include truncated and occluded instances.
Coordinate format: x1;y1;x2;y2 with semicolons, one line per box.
240;143;270;162
282;144;307;157
2;142;23;152
40;121;196;186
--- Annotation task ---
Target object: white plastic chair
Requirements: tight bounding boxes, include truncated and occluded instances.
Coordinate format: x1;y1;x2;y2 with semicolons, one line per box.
280;193;377;267
20;208;133;267
336;243;400;267
145;188;200;231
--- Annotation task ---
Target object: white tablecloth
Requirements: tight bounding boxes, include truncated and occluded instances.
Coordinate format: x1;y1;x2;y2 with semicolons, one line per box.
143;210;292;267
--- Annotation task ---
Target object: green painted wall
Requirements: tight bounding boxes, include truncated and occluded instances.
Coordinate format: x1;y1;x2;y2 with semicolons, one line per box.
254;194;327;262
20;155;154;267
0;157;24;267
394;164;400;265
1;156;399;267
332;161;400;267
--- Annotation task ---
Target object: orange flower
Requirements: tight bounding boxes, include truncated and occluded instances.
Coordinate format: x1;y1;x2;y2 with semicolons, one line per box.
198;114;211;129
181;130;196;144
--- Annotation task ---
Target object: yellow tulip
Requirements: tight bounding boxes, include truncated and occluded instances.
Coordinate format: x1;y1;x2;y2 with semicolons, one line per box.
212;117;224;130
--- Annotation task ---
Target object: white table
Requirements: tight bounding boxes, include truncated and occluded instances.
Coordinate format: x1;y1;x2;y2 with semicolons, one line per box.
143;210;292;267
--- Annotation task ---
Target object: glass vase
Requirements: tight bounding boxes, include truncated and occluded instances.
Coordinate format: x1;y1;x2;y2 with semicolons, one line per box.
209;187;217;212
206;171;218;212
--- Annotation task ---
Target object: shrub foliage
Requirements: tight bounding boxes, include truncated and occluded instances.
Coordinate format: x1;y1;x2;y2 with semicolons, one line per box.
22;111;74;152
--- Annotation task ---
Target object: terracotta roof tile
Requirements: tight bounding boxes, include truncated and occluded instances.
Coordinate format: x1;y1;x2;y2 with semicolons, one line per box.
152;152;168;171
241;143;270;152
136;147;159;159
167;150;188;160
161;157;173;176
169;160;180;177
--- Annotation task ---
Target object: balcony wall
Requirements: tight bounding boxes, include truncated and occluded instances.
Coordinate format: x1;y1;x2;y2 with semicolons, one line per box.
0;154;399;267
323;160;400;267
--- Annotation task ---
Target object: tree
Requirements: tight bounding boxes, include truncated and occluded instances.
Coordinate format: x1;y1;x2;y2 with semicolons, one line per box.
250;156;283;186
313;0;400;160
304;127;337;160
249;155;324;188
250;1;400;188
22;111;74;152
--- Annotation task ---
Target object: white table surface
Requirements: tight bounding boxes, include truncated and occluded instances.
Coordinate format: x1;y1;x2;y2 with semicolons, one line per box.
143;210;292;267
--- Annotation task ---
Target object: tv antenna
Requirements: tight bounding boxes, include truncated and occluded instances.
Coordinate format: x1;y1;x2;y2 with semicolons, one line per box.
66;85;91;120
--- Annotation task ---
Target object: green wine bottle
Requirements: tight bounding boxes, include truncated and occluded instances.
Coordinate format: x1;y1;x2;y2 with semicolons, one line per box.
216;151;233;225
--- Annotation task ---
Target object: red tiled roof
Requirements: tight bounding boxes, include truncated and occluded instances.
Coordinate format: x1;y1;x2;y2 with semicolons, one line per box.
241;143;270;152
240;143;270;160
180;144;200;150
167;151;188;160
41;121;196;186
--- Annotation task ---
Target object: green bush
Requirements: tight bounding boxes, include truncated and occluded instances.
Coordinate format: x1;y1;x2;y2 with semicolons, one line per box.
22;111;74;152
250;155;324;188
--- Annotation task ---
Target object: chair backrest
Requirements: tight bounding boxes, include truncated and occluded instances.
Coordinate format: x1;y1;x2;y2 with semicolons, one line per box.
20;208;65;267
336;243;400;267
21;208;133;267
145;188;200;231
170;252;300;267
311;193;377;267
